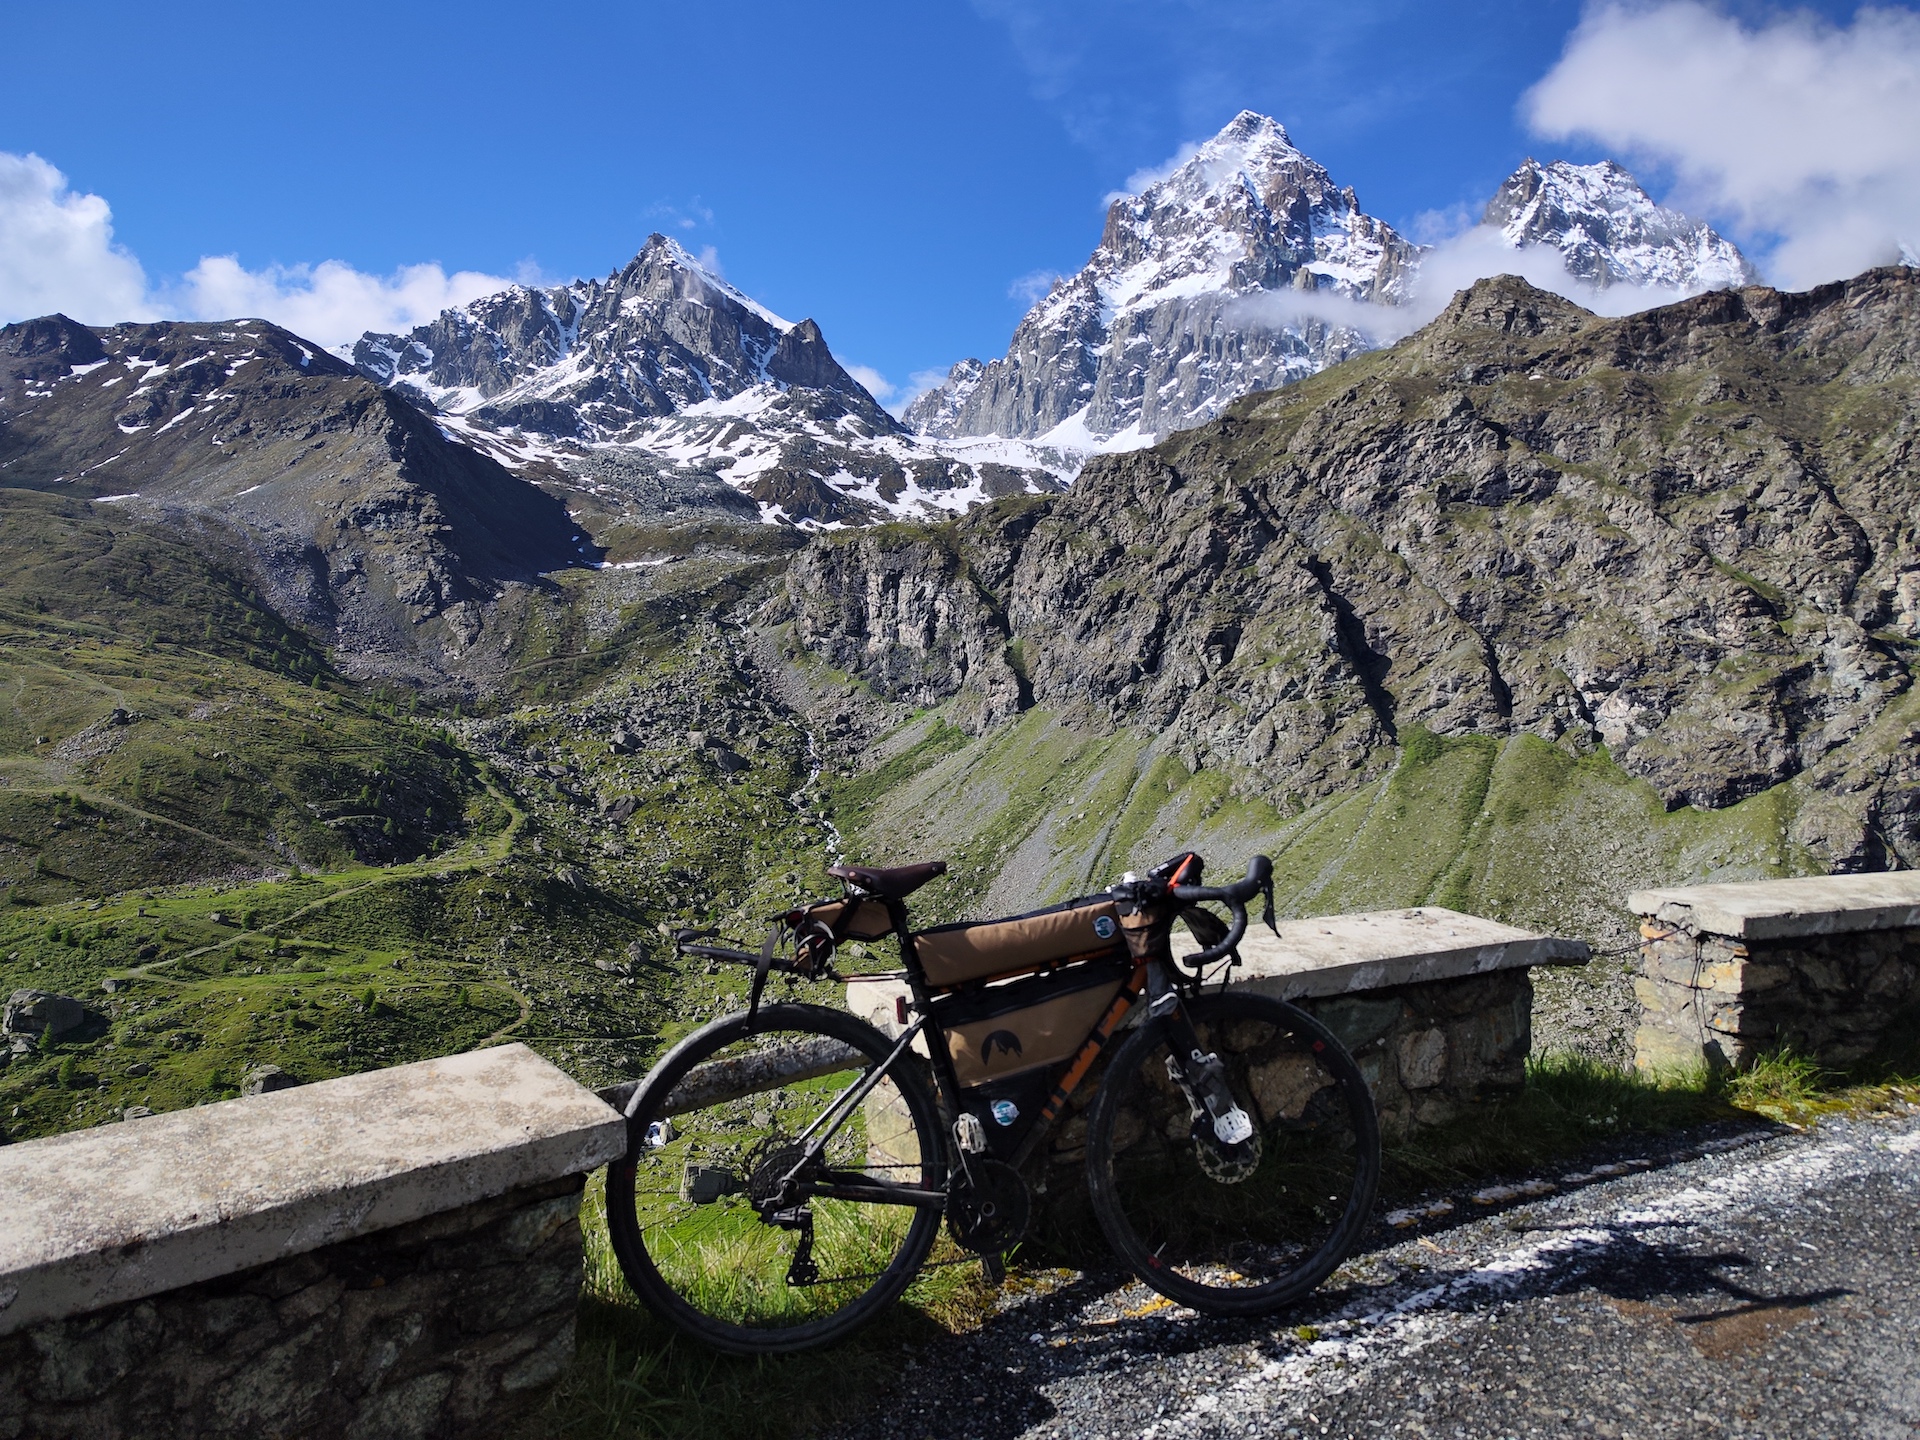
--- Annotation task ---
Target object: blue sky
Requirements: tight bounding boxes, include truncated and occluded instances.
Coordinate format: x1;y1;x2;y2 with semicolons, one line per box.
0;1;1905;402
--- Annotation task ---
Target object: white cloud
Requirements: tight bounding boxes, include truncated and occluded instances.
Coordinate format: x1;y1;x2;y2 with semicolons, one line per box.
1009;268;1064;305
844;365;954;421
166;256;514;351
1525;1;1920;289
895;367;957;418
1407;225;1701;320
1106;142;1202;204
1229;224;1703;349
844;363;895;402
0;149;514;349
0;153;152;326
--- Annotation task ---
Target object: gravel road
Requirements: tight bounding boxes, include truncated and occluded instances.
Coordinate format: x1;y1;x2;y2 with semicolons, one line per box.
825;1110;1920;1440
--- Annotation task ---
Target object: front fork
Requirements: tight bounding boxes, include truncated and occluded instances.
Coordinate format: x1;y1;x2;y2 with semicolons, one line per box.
1147;968;1254;1145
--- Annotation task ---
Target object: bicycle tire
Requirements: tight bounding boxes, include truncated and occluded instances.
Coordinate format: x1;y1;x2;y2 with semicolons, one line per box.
1086;992;1380;1315
605;1002;946;1354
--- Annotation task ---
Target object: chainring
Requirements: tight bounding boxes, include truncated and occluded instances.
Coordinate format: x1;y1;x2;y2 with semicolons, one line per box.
946;1158;1032;1254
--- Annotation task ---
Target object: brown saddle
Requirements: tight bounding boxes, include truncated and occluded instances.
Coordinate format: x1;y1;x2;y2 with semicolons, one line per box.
827;860;947;899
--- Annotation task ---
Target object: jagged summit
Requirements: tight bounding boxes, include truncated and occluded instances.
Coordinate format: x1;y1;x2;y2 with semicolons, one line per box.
352;234;882;440
1483;158;1758;292
906;110;1417;446
352;237;1061;527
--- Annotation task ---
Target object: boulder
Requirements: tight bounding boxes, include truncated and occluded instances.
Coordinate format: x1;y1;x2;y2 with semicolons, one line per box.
242;1064;300;1096
4;989;86;1039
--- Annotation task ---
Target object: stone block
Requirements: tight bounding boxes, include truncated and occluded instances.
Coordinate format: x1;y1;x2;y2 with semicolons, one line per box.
0;1046;623;1440
0;1043;624;1335
1643;941;1703;988
1630;872;1920;940
1396;1027;1448;1090
1313;995;1405;1052
1634;1019;1708;1074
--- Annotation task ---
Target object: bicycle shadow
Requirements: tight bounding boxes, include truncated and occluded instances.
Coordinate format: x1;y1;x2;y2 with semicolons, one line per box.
821;1218;1855;1440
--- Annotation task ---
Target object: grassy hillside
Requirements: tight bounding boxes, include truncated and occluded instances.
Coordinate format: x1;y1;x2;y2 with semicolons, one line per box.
0;491;489;901
0;604;846;1144
826;702;1834;943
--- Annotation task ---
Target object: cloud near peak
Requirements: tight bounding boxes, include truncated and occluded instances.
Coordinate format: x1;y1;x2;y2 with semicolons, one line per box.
1525;1;1920;289
0;151;512;351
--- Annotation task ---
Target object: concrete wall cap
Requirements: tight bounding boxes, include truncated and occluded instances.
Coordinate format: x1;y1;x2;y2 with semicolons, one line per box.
0;1042;625;1335
1626;872;1920;939
1189;907;1588;1000
843;906;1585;1031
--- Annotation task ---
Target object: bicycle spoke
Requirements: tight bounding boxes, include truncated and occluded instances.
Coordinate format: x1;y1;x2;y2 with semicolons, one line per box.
607;1004;944;1353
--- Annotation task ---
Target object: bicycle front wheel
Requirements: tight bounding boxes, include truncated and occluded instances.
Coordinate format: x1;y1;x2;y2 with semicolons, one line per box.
1086;992;1380;1315
605;1002;945;1353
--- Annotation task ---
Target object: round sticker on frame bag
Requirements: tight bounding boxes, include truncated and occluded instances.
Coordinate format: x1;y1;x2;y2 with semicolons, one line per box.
1093;914;1117;939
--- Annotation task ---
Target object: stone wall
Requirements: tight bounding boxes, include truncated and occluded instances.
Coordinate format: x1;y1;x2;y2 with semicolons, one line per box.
1634;922;1920;1071
0;1176;585;1440
1033;967;1533;1178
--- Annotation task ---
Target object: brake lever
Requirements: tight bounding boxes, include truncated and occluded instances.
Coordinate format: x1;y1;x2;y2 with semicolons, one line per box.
1262;880;1277;937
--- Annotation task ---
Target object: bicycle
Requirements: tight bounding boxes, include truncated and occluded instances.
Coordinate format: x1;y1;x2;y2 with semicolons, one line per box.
605;850;1381;1354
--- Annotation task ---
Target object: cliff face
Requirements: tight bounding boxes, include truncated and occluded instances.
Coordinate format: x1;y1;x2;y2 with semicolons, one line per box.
790;269;1920;869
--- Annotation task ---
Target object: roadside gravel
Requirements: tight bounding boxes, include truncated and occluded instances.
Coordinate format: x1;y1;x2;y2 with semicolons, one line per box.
822;1109;1920;1440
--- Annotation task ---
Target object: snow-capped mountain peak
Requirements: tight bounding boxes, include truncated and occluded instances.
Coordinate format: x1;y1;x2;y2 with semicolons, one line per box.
906;111;1418;445
653;234;794;331
1482;158;1758;292
351;236;1064;528
909;117;1760;455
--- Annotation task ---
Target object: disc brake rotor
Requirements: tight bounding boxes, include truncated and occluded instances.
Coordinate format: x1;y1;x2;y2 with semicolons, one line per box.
1191;1117;1263;1183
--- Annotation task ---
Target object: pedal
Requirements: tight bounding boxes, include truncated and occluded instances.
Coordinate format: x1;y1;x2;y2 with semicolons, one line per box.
954;1113;988;1155
979;1252;1006;1286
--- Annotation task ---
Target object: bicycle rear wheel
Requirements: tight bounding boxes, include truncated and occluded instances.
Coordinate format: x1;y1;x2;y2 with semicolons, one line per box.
605;1002;945;1354
1086;992;1379;1315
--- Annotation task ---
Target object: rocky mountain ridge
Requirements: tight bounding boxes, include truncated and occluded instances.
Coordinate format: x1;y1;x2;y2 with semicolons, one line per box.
353;236;1064;528
794;268;1920;871
907;113;1759;458
0;312;584;680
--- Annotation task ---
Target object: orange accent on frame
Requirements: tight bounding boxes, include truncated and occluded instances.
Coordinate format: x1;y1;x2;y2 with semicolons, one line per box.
1037;963;1148;1123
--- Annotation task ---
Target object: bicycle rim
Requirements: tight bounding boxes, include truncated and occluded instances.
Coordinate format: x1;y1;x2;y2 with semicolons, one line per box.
1087;993;1380;1315
606;1003;944;1353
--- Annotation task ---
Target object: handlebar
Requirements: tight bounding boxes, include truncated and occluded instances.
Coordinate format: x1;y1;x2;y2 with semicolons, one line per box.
1169;853;1273;908
1169;855;1274;967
